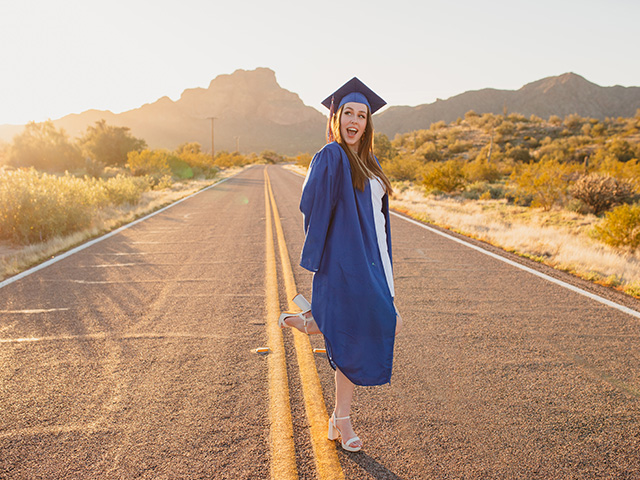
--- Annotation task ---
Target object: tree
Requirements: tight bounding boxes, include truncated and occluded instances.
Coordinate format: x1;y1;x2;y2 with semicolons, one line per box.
8;121;83;171
79;120;146;166
260;150;283;164
373;133;396;162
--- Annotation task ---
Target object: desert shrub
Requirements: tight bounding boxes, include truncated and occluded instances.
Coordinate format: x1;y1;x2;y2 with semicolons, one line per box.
0;170;96;244
591;122;606;137
564;114;584;130
167;156;194;179
592;204;640;250
154;175;174;190
84;157;106;178
549;115;562;126
101;174;151;205
495;121;516;136
0;169;152;244
505;146;532;163
417;142;442;162
423;160;466;193
569;174;636;215
448;140;473;154
606;139;638;163
295;153;312;168
509;159;569;210
594;158;640;190
383;155;423;181
464;158;502;183
176;142;218;178
462;181;505;200
127;149;171;176
214;151;248;168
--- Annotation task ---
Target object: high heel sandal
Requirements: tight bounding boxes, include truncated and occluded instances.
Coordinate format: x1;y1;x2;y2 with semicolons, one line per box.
278;294;313;334
328;413;362;452
278;311;310;333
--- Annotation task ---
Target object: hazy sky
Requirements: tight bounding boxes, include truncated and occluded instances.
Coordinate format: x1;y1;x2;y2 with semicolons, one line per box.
1;0;638;125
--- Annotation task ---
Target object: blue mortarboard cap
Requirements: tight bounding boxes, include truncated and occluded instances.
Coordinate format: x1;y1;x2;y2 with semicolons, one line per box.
321;77;386;114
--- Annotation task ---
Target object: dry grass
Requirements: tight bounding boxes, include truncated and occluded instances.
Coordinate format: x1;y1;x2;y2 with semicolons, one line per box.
0;167;247;281
390;185;640;298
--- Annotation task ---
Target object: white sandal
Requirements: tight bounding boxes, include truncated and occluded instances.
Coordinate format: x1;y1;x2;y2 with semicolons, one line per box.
278;294;313;334
328;413;362;452
278;311;310;333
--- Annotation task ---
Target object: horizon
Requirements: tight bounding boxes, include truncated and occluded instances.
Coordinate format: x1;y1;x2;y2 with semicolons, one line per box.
0;69;636;129
1;0;639;126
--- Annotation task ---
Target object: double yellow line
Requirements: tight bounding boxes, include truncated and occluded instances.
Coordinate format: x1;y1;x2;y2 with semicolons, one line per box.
263;168;345;480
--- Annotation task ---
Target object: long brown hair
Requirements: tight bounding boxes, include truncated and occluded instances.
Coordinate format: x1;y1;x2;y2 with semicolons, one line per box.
328;105;393;195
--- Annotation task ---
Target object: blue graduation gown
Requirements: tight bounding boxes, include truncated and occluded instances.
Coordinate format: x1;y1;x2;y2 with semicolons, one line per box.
300;142;396;386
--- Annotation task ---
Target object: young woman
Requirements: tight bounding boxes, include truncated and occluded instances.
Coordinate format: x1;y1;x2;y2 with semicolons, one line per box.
279;78;401;452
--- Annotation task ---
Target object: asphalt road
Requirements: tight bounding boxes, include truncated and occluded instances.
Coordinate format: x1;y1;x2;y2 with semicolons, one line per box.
1;165;640;479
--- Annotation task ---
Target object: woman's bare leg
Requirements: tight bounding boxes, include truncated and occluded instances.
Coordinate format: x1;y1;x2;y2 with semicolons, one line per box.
333;368;362;449
395;311;403;335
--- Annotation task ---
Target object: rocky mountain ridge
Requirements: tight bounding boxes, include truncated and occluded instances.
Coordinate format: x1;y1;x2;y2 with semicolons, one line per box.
1;70;638;154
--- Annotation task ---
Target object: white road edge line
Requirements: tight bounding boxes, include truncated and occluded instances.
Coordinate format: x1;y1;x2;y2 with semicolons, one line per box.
391;211;640;320
0;170;245;290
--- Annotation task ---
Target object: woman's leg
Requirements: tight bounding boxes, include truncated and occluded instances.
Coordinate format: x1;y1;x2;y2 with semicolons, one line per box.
332;368;362;448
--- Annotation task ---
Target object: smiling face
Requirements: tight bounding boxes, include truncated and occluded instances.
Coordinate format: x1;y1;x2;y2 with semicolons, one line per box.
339;101;368;151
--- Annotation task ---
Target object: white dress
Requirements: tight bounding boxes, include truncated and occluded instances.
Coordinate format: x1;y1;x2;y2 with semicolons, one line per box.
369;177;395;297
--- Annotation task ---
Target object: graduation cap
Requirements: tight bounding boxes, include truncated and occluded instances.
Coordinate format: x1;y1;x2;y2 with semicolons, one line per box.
321;77;386;115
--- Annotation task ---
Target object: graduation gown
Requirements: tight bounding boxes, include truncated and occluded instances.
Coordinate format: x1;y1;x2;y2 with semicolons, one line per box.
299;142;396;386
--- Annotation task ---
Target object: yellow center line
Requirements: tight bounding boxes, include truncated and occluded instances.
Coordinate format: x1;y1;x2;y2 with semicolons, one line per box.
264;169;298;480
266;168;346;480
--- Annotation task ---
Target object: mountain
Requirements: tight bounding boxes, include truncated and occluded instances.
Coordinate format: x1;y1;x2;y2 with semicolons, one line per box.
1;71;639;154
0;68;327;155
375;73;640;136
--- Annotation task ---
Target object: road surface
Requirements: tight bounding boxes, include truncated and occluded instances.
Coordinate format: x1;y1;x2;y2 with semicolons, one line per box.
1;165;639;479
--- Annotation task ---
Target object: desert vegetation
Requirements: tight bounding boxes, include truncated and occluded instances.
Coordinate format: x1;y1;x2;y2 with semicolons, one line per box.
372;110;640;296
0;120;264;279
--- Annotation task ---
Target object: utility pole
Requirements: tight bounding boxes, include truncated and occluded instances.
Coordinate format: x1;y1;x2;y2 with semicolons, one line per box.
235;136;240;153
207;117;217;160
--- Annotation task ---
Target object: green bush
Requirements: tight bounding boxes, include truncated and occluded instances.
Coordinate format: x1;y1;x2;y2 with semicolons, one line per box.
167;156;194;179
593;204;640;250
